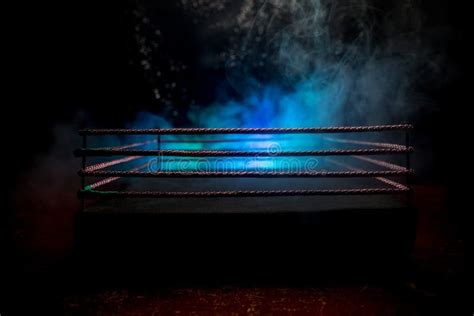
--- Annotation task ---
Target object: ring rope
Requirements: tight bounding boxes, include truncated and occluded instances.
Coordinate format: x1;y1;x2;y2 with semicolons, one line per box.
80;187;409;198
159;137;287;143
88;162;149;189
76;147;414;157
350;155;408;171
326;158;409;191
79;124;413;135
84;140;157;171
85;156;144;172
323;137;406;150
80;169;413;178
98;140;157;150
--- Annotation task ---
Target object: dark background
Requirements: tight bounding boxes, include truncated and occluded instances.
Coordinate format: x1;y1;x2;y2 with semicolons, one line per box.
2;0;469;314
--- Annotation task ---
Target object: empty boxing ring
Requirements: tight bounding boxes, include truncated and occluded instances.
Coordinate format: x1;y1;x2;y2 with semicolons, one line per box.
74;124;416;281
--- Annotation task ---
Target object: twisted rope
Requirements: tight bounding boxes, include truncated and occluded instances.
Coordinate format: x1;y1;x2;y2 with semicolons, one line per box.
84;140;156;171
79;169;413;178
87;176;121;189
80;187;410;198
87;162;149;189
159;137;283;143
372;176;409;191
79;124;413;135
326;158;409;191
350;155;407;171
76;147;414;157
97;140;156;150
323;137;406;150
85;156;143;172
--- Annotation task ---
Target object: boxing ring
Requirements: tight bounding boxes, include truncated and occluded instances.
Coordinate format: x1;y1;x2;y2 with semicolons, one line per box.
73;124;417;280
76;124;413;202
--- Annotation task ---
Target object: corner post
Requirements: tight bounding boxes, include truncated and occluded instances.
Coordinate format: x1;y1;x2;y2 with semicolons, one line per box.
81;134;87;211
405;129;412;207
157;133;161;171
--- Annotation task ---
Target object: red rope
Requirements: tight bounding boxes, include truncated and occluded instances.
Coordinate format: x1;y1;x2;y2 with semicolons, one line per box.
85;156;143;172
80;187;409;198
76;147;414;157
80;169;413;178
79;124;413;135
159;137;285;143
100;140;156;150
87;162;149;189
350;155;407;171
323;137;406;150
326;158;409;191
84;140;157;171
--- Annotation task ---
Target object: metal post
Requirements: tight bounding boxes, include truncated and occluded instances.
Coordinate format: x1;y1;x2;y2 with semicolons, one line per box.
405;130;412;207
157;134;161;171
81;135;87;211
320;135;326;168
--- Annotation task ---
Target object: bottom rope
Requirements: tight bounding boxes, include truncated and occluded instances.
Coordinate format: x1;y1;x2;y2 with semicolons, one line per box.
79;187;409;198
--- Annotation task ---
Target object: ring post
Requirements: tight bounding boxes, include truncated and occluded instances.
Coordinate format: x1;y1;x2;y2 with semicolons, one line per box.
81;135;87;211
405;129;412;207
157;133;161;171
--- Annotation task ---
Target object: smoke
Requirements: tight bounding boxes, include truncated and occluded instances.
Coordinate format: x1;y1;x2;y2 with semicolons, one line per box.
127;0;447;172
178;0;443;128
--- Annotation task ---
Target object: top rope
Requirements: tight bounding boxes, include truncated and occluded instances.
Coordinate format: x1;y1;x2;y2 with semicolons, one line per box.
79;124;413;135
